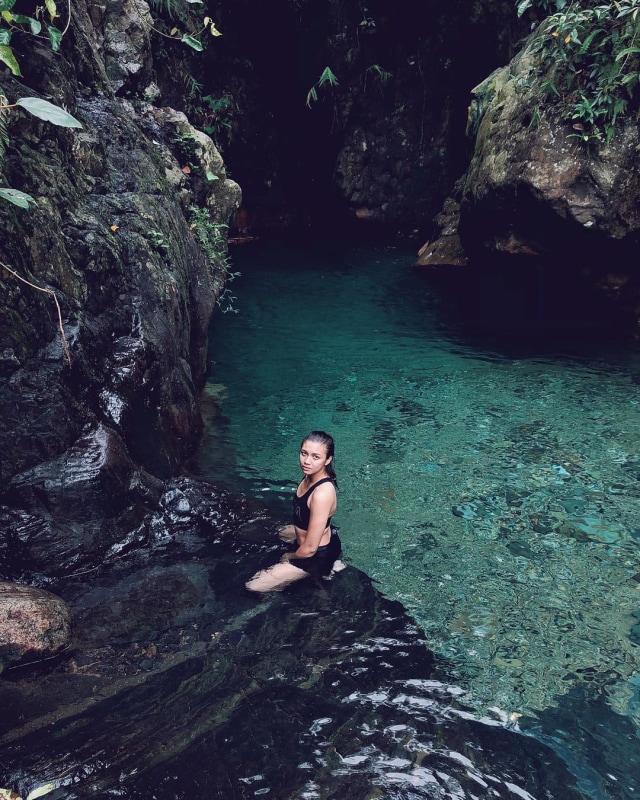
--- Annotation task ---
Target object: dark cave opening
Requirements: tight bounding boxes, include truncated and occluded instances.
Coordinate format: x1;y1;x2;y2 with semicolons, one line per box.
153;0;521;236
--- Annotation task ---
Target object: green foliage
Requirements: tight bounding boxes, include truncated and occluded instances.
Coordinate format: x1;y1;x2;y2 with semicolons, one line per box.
182;73;235;143
146;0;222;51
0;0;66;75
200;94;234;138
364;63;393;91
148;229;169;251
518;0;640;143
173;129;198;172
359;6;376;29
188;205;240;313
185;74;204;99
0;96;8;161
0;92;82;208
306;66;339;107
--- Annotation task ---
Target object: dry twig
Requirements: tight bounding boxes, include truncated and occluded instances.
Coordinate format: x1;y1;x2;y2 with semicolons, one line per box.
1;261;72;365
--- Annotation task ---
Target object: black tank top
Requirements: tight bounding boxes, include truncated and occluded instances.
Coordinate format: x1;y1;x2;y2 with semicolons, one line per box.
292;477;334;531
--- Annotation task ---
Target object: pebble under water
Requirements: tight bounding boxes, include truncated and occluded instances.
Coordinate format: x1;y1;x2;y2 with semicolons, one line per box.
192;236;640;798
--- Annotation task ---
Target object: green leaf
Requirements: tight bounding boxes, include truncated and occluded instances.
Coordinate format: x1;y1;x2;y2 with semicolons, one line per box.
517;0;532;16
0;43;20;76
0;28;10;44
0;0;16;12
205;171;219;181
615;45;640;60
0;186;35;209
47;25;62;51
44;0;57;20
9;13;42;33
181;34;203;51
579;27;604;53
16;97;82;127
318;66;339;87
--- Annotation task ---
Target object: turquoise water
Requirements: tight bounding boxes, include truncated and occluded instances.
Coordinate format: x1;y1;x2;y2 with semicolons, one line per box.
193;238;640;782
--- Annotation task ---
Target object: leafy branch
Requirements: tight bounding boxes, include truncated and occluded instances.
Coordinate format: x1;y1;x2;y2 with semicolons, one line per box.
135;0;222;52
0;0;70;75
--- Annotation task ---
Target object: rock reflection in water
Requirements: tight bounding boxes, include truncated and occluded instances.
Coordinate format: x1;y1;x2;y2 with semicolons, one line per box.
0;478;586;799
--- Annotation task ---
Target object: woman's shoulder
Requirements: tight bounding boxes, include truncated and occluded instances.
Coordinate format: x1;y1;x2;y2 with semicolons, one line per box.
311;478;336;498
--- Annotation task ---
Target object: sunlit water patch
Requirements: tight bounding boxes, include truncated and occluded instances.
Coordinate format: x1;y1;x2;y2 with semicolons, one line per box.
192;238;640;768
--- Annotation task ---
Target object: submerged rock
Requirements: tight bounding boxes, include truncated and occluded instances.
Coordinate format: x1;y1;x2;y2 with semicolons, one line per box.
0;582;72;673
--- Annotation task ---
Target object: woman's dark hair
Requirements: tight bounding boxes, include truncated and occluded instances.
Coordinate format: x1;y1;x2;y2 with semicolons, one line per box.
302;430;338;486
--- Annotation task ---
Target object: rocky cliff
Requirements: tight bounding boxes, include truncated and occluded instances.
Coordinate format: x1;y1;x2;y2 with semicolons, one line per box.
416;30;640;331
0;0;241;591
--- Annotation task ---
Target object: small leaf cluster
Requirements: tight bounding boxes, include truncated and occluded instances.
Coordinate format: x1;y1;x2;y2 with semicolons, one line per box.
0;0;64;75
183;76;235;143
518;0;640;143
147;0;221;52
306;66;339;107
188;204;240;313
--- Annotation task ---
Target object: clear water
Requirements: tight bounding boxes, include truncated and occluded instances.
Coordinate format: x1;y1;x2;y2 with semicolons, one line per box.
192;237;640;783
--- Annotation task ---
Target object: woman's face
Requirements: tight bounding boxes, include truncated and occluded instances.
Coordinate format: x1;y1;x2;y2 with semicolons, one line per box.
299;439;331;478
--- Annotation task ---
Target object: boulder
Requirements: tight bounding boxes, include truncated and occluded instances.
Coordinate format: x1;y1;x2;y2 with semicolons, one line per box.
0;581;72;673
459;45;640;265
414;195;468;267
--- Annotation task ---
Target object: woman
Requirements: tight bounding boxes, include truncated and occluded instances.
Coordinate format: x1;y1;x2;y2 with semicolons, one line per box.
246;431;343;592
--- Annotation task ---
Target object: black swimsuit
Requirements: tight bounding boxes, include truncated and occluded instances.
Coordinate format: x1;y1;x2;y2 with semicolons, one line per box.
292;477;334;530
290;477;341;578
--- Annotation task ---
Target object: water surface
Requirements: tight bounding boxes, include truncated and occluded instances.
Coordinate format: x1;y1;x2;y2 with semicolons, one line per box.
193;237;640;795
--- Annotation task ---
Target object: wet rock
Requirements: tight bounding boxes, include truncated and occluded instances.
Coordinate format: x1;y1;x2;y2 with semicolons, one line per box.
0;550;586;800
506;539;537;559
0;424;163;578
414;195;468;267
0;18;241;573
0;581;72;673
504;486;531;507
458;38;640;321
100;0;155;93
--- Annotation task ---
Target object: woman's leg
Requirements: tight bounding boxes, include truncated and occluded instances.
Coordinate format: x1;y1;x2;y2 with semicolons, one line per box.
245;561;309;592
